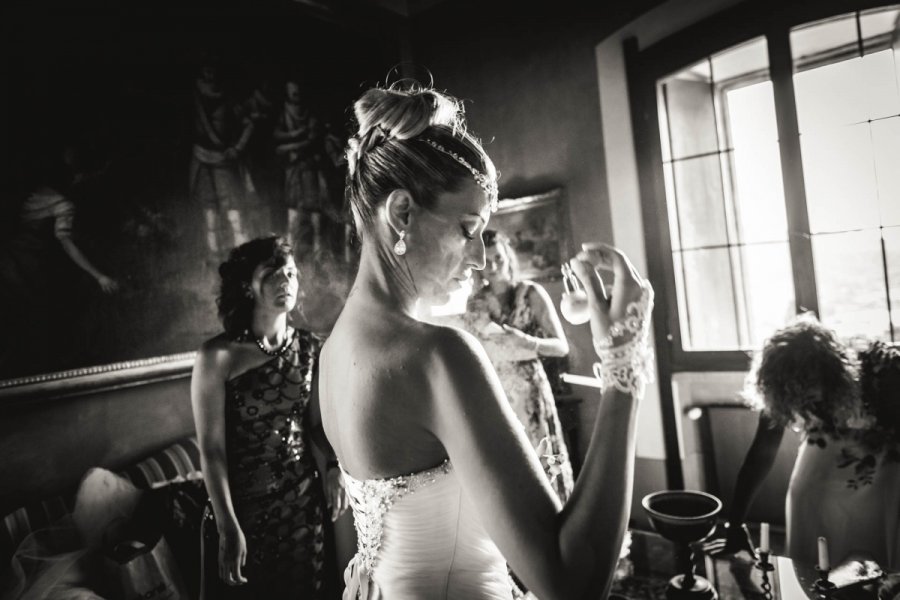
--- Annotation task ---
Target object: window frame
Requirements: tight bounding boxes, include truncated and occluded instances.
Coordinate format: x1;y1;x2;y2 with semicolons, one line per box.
625;0;896;374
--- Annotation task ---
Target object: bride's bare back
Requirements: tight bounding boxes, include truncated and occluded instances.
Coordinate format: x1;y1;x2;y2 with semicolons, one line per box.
320;299;450;478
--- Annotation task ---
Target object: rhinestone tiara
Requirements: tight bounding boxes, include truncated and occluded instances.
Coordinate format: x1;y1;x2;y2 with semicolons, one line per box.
423;139;498;208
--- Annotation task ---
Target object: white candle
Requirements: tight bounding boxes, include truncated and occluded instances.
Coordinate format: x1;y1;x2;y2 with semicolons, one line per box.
760;522;770;553
817;536;830;572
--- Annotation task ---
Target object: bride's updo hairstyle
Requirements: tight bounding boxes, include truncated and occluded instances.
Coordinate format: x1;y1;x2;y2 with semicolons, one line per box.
345;84;498;234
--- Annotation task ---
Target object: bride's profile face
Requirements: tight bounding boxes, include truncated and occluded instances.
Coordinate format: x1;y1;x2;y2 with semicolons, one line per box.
407;180;492;305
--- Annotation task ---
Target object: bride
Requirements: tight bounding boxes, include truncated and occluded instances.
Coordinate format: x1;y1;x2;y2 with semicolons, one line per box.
319;84;654;600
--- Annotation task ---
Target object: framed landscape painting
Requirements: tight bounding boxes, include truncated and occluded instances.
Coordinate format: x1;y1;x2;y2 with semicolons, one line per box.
491;188;570;282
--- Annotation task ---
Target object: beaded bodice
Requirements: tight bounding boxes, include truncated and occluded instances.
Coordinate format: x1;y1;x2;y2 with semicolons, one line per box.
342;460;452;572
339;461;513;599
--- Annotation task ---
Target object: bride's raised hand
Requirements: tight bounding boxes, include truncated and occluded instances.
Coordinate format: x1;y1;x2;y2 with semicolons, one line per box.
568;242;648;349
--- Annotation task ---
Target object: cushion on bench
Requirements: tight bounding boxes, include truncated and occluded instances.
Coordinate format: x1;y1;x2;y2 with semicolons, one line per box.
1;437;203;567
120;437;203;489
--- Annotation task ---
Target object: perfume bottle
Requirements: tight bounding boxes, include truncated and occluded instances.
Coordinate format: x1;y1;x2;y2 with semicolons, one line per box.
560;263;589;325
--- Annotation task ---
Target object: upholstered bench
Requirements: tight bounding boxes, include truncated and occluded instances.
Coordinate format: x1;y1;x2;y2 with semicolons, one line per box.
0;437;206;594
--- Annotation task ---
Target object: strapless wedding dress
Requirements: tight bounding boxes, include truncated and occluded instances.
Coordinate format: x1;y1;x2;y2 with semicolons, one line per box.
341;460;514;599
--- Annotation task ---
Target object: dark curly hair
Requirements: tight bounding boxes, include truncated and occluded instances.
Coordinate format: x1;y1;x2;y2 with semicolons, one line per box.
859;341;900;449
217;236;293;339
746;314;859;433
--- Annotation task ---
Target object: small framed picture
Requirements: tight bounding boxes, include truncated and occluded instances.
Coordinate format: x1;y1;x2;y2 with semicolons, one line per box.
492;188;571;281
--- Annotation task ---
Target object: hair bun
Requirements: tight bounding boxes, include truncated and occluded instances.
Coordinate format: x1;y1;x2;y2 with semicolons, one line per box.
353;87;462;142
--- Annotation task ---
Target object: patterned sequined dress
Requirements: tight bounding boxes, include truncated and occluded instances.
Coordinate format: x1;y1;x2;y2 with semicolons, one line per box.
202;328;329;599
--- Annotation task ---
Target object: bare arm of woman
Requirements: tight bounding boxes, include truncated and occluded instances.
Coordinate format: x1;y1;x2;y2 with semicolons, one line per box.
526;283;570;357
704;411;785;556
428;245;645;600
191;342;248;585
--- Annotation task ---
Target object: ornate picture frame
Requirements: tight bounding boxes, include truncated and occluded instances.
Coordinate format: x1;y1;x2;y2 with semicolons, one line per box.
491;187;571;282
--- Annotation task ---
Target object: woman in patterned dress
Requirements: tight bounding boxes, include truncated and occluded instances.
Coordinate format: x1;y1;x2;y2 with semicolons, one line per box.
454;229;574;502
192;236;347;598
705;315;900;570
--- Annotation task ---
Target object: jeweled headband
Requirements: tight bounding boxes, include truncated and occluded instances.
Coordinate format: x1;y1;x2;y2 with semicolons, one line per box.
422;138;498;209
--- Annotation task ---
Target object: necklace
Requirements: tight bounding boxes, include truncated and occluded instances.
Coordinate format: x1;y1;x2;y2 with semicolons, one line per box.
253;327;293;357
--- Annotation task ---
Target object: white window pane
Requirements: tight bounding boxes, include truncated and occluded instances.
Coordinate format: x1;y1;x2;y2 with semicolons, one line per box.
794;54;899;131
813;230;892;340
664;162;681;250
673;155;729;248
860;6;900;54
872;117;900;226
728;145;788;243
663;61;719;159
861;51;900;120
711;37;769;84
727;81;778;147
680;248;740;350
724;80;788;243
793;51;899;132
896;47;900;96
885;226;900;340
791;13;857;64
673;251;691;346
800;123;880;233
737;243;796;347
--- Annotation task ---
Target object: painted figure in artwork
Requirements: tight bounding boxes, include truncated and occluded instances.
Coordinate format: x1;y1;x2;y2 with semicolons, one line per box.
189;61;256;259
274;79;329;254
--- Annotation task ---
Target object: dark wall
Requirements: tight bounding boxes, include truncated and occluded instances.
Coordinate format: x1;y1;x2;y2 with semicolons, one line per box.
0;376;194;515
410;1;665;243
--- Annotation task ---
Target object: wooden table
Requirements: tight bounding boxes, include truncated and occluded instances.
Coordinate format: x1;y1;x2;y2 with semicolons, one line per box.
617;531;889;600
704;553;890;600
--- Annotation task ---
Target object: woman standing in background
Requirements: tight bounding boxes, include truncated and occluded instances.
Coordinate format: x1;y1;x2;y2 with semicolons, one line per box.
192;236;346;599
452;229;574;501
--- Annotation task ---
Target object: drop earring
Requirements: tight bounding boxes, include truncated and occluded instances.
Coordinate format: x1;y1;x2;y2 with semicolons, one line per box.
393;230;407;256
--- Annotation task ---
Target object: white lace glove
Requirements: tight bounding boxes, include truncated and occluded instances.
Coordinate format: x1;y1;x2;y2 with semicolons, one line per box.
568;243;655;399
591;285;655;398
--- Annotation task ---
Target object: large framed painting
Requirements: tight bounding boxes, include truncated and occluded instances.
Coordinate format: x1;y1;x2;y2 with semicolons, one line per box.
491;188;571;282
0;1;402;398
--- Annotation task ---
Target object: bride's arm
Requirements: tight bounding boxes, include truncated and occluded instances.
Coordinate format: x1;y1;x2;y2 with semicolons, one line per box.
427;244;648;600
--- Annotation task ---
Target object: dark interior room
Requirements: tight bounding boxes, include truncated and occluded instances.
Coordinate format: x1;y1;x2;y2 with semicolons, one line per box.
2;0;899;598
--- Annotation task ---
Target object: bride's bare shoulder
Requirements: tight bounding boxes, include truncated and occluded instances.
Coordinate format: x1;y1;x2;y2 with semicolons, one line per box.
419;322;494;378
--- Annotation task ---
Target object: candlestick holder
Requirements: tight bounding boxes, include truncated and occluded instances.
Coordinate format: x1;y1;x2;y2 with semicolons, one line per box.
814;567;836;598
758;566;774;600
755;548;775;572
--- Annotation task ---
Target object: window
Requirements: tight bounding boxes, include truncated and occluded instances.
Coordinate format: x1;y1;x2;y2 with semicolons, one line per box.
791;9;900;342
652;5;900;356
659;38;794;350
